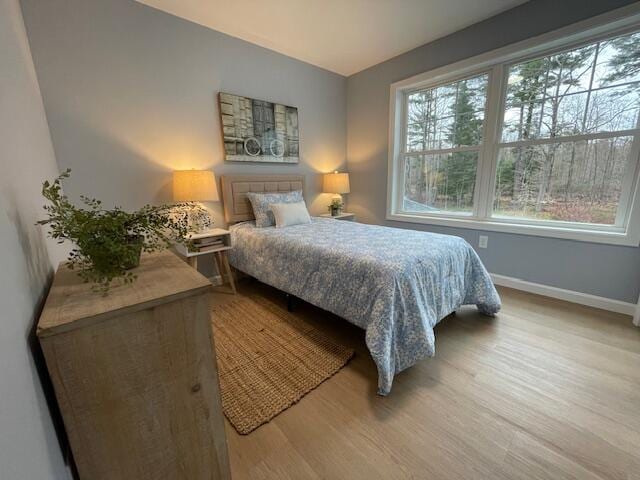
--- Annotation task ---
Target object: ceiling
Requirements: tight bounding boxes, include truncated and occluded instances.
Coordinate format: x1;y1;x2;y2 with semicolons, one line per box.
136;0;528;76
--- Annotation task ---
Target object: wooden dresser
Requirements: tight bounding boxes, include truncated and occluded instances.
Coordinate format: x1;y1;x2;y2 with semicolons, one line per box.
37;250;231;479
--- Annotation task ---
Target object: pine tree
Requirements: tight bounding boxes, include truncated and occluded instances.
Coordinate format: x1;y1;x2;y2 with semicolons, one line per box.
444;81;483;206
508;58;548;206
603;32;640;84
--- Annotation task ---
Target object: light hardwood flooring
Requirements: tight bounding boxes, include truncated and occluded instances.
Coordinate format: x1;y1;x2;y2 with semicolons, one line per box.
212;280;640;480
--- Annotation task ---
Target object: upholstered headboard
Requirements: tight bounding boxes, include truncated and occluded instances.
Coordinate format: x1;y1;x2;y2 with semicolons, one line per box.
220;174;305;224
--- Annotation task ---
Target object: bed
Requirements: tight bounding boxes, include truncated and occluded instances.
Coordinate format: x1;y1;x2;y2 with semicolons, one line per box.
220;174;501;395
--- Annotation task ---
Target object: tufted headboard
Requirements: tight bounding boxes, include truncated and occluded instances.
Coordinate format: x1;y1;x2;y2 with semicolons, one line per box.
220;174;305;224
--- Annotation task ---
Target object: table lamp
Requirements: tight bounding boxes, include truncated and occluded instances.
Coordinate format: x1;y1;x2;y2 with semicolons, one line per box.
173;169;218;232
323;171;350;199
323;171;350;216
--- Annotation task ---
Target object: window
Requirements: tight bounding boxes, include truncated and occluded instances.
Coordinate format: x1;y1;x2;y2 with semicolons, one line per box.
388;13;640;245
403;74;487;215
497;35;640;225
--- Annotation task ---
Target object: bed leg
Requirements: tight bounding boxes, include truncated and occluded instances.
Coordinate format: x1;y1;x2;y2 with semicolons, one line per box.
286;294;295;312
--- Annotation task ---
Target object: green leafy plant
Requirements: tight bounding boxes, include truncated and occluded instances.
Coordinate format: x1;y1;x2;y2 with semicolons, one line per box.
328;197;343;215
38;169;211;293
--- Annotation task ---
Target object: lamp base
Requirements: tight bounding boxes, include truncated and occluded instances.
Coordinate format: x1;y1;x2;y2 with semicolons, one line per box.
185;204;212;234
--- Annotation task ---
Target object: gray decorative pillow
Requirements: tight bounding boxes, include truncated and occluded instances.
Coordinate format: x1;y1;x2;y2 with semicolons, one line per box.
246;190;303;227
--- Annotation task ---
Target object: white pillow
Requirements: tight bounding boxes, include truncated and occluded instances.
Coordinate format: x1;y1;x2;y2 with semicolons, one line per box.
270;201;312;228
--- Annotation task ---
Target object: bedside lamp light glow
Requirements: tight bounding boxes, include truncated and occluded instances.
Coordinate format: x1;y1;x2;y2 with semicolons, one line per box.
323;171;350;198
173;170;219;202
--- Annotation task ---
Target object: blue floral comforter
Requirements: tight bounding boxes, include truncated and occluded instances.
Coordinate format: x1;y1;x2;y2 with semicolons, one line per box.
228;218;501;395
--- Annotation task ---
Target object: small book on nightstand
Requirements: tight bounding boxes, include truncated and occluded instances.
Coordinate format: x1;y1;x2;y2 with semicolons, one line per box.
197;243;224;253
195;237;224;247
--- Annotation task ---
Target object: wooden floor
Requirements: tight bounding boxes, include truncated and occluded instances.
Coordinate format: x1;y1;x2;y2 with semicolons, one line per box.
212;280;640;480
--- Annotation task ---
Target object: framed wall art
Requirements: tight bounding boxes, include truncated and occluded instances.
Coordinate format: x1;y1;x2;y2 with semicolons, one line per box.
218;92;299;163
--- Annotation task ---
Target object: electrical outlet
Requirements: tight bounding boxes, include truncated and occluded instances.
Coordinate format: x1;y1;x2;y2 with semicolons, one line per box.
478;235;488;249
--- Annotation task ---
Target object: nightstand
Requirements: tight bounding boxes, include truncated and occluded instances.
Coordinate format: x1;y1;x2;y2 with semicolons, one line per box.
174;228;236;294
320;212;356;221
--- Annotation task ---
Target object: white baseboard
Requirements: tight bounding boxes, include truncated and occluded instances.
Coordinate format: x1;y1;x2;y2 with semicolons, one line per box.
207;274;223;286
490;273;636;317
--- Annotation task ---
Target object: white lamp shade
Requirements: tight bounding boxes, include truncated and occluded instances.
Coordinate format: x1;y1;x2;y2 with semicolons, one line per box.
173;170;219;202
323;171;350;194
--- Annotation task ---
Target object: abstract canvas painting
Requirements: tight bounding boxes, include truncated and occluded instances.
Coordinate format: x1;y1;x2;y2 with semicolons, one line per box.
218;92;299;163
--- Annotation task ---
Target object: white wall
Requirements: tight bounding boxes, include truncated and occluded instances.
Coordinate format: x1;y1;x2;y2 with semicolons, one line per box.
0;0;70;477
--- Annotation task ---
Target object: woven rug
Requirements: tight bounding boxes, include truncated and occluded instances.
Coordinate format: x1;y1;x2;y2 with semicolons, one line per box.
211;295;354;434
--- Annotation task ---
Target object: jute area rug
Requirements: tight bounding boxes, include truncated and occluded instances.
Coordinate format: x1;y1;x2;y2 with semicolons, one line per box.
211;294;354;434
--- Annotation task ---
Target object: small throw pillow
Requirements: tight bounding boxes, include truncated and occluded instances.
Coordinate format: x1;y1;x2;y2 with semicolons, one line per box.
270;201;312;228
246;190;303;228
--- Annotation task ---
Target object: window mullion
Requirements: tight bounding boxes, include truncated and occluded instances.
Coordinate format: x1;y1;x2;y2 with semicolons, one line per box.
396;94;409;212
499;128;640;148
615;112;640;227
397;152;406;212
475;65;505;220
404;145;481;156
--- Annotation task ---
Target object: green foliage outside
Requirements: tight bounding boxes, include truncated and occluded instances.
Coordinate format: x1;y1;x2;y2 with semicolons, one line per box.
405;30;640;224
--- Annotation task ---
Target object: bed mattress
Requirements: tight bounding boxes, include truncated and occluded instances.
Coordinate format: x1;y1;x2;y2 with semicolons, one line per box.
228;218;501;395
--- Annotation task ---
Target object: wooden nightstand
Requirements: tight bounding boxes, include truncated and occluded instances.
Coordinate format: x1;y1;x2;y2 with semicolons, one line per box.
320;212;356;221
175;228;236;294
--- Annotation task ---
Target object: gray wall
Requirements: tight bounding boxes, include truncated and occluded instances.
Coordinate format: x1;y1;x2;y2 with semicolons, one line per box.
20;0;346;221
19;0;640;302
20;0;346;278
0;0;70;478
347;0;640;303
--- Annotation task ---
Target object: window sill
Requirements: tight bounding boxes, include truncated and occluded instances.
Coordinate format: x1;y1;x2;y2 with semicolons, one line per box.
386;212;640;246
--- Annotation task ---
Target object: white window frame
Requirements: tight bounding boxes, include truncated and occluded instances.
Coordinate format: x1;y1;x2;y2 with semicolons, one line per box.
387;4;640;246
